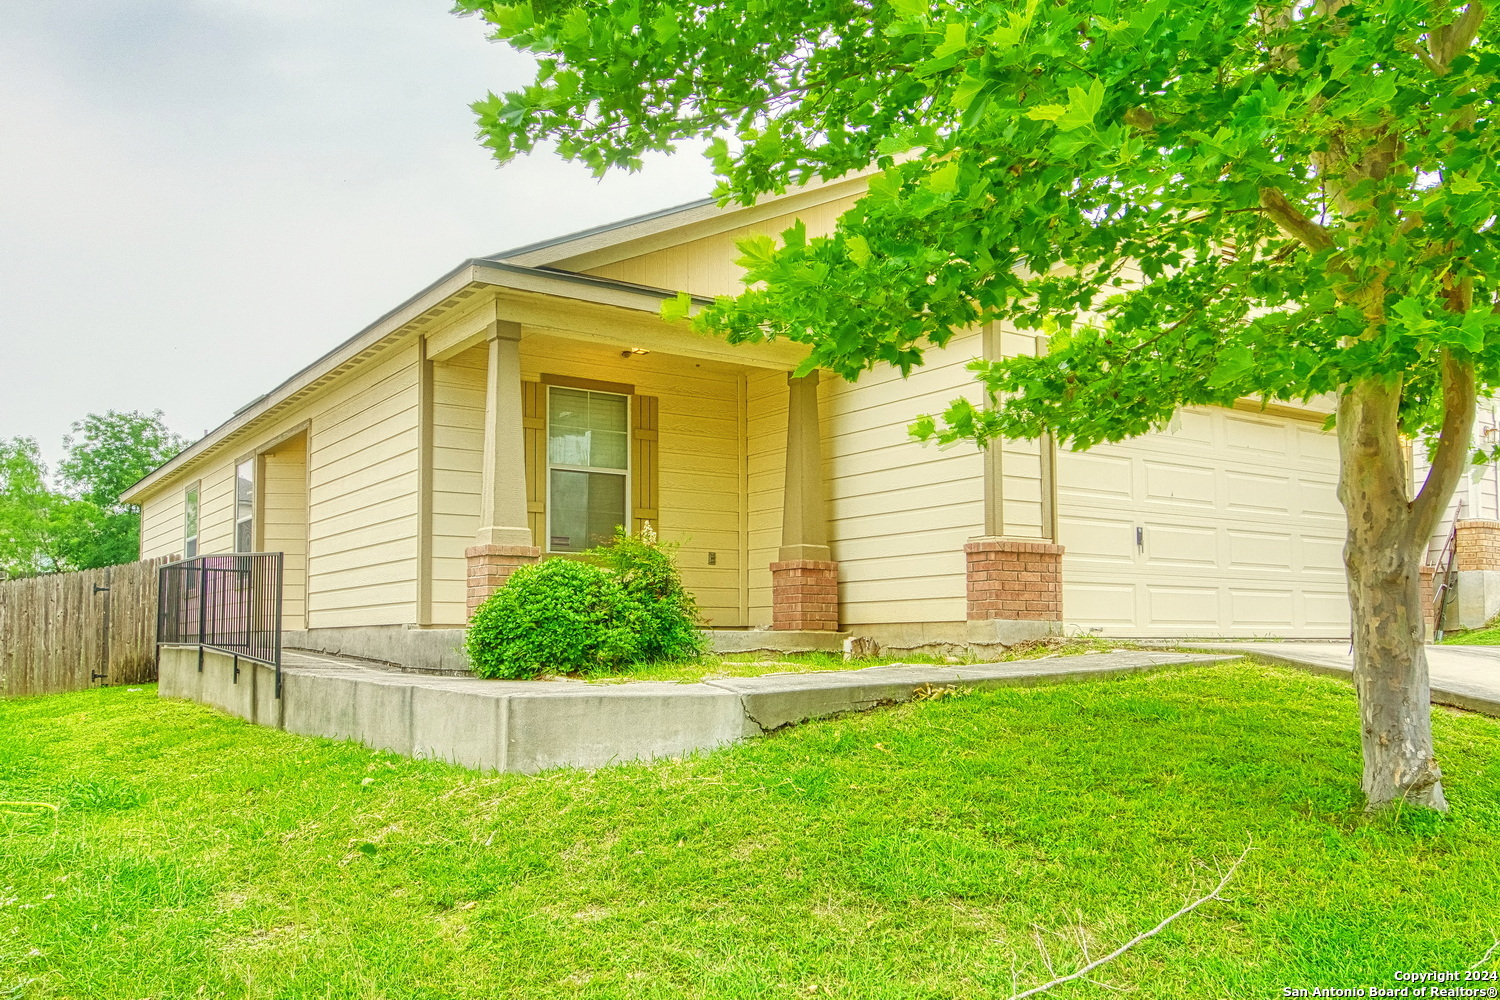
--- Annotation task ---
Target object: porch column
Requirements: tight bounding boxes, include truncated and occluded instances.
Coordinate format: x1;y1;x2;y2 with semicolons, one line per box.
771;371;839;631
966;323;1063;638
465;321;538;618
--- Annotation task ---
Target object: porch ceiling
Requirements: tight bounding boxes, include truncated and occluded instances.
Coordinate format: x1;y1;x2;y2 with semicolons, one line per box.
122;258;803;503
423;264;807;372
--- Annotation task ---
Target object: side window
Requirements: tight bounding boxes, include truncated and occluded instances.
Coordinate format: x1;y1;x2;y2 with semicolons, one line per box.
546;386;628;552
234;459;255;553
184;482;200;558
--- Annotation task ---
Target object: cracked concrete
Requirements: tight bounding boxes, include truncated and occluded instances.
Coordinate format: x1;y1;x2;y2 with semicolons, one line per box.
158;645;1234;774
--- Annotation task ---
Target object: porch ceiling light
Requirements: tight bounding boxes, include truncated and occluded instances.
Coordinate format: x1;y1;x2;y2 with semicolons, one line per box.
621;347;650;358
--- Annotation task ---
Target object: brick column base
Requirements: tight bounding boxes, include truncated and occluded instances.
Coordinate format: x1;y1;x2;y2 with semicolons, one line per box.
964;536;1064;621
770;559;839;631
1420;565;1437;632
1456;519;1500;571
465;544;540;619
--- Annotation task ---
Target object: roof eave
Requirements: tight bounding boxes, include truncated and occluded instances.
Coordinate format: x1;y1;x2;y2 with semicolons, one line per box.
120;263;720;504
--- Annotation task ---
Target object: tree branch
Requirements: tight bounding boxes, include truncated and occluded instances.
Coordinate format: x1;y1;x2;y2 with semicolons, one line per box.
1005;839;1253;1000
1258;187;1335;252
1410;350;1478;547
1429;3;1486;71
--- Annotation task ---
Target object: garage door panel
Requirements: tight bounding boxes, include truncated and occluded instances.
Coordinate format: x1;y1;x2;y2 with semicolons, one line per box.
1058;451;1133;499
1229;588;1296;627
1144;524;1217;568
1060;516;1136;566
1225;414;1289;454
1304;590;1351;628
1299;480;1343;521
1146;585;1219;627
1227;530;1293;571
1063;583;1136;626
1297;424;1339;461
1171;410;1215;444
1301;535;1345;575
1144;461;1216;507
1225;471;1294;514
1060;405;1350;636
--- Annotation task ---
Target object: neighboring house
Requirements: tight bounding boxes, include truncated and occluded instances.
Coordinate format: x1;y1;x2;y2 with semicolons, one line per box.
122;174;1355;662
1418;401;1500;631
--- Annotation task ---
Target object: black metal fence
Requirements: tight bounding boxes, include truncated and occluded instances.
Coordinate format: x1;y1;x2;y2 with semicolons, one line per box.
157;553;284;695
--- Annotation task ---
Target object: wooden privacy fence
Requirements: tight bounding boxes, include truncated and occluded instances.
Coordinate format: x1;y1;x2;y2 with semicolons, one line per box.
0;558;169;698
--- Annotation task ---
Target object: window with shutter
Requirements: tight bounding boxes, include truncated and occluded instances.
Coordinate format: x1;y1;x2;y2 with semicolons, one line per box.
544;386;630;553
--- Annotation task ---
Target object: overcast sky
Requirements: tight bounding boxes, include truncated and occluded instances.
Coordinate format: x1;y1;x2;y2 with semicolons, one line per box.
0;0;715;466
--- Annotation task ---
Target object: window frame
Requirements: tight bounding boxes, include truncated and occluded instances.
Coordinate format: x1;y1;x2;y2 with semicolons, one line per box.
544;384;631;554
183;480;200;558
233;458;256;554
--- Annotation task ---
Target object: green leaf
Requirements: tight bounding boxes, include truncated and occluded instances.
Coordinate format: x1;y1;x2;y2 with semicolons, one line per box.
847;235;873;267
485;3;535;36
1127;0;1170;36
660;291;694;323
1054;79;1105;132
924;161;961;194
650;10;679;42
932;21;968;59
1450;174;1483;195
1024;104;1067;122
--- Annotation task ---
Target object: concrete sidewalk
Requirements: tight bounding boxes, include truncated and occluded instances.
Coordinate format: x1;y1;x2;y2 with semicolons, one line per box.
159;646;1234;774
1182;641;1500;717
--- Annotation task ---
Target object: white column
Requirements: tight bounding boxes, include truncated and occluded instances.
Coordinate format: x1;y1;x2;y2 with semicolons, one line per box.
778;371;832;561
476;321;533;548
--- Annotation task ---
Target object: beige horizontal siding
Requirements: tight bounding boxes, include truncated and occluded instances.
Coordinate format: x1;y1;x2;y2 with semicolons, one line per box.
822;332;986;625
139;488;186;560
196;462;237;556
586;197;858;298
429;345;487;626
305;345;421;628
261;433;308;630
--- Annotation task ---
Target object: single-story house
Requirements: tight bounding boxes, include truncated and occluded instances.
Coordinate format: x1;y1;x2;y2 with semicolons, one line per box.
125;172;1372;666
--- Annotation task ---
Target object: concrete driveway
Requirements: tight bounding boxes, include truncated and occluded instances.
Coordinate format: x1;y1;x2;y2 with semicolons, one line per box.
1184;641;1500;716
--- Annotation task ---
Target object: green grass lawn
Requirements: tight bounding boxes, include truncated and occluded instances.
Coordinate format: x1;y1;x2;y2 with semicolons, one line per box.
2;662;1498;999
1441;623;1500;644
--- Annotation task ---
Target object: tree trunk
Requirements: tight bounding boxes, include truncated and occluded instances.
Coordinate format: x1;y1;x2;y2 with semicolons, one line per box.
1337;377;1453;811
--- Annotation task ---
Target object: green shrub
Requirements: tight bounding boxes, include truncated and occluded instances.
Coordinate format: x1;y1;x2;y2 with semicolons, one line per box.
587;525;708;663
464;528;706;679
465;559;646;679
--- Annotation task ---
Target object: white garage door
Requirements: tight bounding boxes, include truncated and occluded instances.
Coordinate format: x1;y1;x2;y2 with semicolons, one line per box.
1057;406;1351;637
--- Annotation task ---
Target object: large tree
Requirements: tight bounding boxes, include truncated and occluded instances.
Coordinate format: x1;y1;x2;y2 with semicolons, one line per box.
0;437;62;579
55;410;185;570
459;0;1497;810
0;412;182;577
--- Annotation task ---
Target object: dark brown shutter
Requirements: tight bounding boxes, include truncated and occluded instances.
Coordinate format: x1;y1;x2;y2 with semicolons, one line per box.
631;394;659;532
522;380;546;548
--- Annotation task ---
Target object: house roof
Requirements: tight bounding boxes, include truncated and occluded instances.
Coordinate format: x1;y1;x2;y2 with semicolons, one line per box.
119;259;723;504
485;197;719;266
121;174;872;504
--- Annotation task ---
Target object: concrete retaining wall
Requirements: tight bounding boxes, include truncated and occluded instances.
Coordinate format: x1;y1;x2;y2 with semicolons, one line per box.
1452;570;1500;630
159;645;754;773
159;644;1223;774
282;626;472;674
